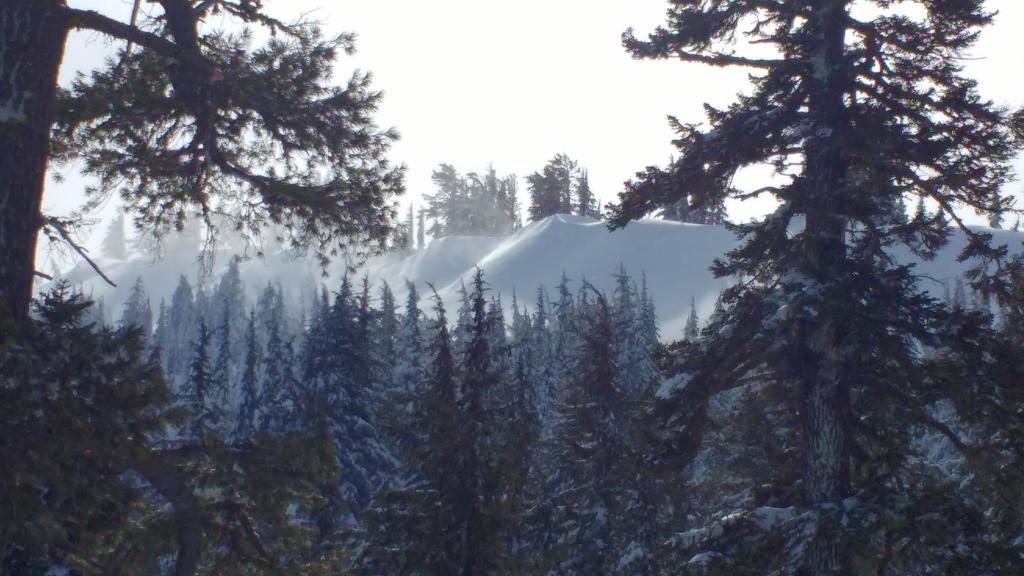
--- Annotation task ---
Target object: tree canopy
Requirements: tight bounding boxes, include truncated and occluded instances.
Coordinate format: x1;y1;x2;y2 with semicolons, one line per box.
0;0;405;333
609;0;1023;572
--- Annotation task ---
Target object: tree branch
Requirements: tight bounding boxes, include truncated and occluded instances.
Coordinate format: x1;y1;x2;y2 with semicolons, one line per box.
110;0;143;84
64;8;179;58
672;50;785;69
41;216;117;288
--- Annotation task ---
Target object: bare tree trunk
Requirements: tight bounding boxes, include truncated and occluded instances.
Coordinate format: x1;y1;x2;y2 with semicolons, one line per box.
0;0;67;333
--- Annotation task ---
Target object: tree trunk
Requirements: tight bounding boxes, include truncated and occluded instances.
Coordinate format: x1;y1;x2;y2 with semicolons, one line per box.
800;0;851;574
0;0;67;334
131;452;202;576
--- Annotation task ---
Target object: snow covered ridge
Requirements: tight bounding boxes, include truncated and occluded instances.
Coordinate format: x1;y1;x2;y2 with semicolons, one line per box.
51;215;1024;340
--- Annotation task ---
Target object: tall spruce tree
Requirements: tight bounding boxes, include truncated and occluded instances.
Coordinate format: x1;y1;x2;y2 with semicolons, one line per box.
206;292;237;437
500;290;542;569
235;307;260;439
303;274;395;541
549;285;626;574
164;276;196;388
425;163;466;237
528;155;570;222
258;285;298;435
576;169;597;218
153;297;170;361
451;270;501;573
529;286;559;432
358;288;464;574
504;174;523;232
101;212;129;260
684;296;700;342
120;276;153;338
406;205;416;249
211;258;247;387
394;282;424;396
0;286;175;573
551;273;579;395
417;207;427;250
611;1;1021;573
185;318;216;439
377;282;399;369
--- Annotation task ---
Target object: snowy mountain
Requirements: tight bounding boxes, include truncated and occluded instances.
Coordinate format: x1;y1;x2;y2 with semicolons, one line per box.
53;214;1024;339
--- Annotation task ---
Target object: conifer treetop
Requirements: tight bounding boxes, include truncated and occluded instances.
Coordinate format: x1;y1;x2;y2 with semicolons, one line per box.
611;0;1021;302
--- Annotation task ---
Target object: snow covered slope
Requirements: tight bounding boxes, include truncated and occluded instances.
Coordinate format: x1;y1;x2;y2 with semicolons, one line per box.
53;215;1024;340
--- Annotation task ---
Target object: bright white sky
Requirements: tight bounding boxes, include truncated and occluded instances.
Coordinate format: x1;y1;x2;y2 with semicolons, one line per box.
50;0;1024;255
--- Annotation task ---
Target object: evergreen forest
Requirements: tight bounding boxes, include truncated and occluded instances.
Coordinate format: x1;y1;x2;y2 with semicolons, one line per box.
2;0;1023;574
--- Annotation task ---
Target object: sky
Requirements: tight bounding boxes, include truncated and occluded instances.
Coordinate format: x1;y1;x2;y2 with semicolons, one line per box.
49;0;1024;256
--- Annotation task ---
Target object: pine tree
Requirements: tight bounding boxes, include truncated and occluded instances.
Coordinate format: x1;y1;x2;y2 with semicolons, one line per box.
553;154;578;215
393;282;424;396
358;288;463;574
211;297;234;429
377;282;399;368
406;204;416;249
259;285;298;435
0;285;173;573
529;286;558;432
486;295;510;378
2;2;404;335
355;275;382;397
456;269;505;574
255;283;285;349
504;174;523;232
153;297;170;366
235;307;260;439
576;169;597;218
638;272;660;348
392;204;414;251
611;265;655;396
527;154;581;221
550;273;579;395
684;296;700;342
84;294;109;328
101;212;129;260
610;1;1021;572
212;257;247;375
186;319;216;439
417;206;427;250
498;289;542;570
378;281;425;457
424;163;518;237
120;276;153;338
452;280;473;360
3;284;348;574
550;285;626;574
425;163;466;237
419;288;464;570
165;276;196;387
303;274;395;540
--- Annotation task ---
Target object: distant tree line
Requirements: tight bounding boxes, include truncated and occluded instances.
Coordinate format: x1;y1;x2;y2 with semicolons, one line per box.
414;154;729;245
423;164;522;239
526;153;600;221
